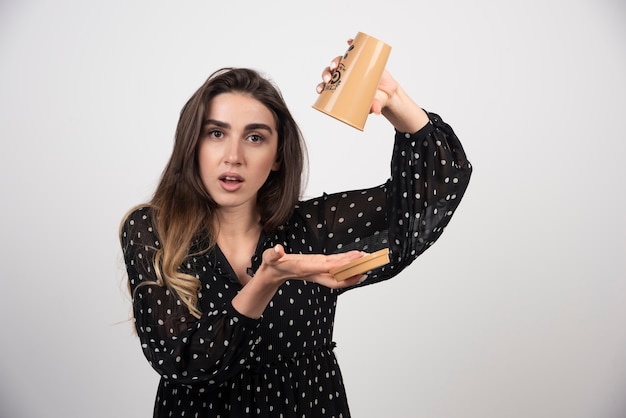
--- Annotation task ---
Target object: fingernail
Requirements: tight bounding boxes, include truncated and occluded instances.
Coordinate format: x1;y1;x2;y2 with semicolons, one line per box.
274;245;280;253
330;61;337;70
316;84;323;94
323;74;331;83
357;274;368;284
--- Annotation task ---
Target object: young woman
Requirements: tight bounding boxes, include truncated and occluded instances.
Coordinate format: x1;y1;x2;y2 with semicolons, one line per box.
120;50;472;417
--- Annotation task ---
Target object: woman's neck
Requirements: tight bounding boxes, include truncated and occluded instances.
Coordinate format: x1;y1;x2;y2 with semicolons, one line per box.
213;205;263;285
214;205;262;243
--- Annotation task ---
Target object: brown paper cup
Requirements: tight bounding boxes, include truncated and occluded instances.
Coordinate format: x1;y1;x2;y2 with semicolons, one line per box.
313;32;392;131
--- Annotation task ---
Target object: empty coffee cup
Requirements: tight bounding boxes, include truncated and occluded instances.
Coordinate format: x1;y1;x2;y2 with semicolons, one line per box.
313;32;392;131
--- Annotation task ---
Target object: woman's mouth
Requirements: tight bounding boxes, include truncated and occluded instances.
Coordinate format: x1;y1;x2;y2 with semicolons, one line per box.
219;173;244;191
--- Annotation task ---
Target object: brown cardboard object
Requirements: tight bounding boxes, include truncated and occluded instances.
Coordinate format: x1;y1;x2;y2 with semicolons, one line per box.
312;32;392;131
330;248;390;281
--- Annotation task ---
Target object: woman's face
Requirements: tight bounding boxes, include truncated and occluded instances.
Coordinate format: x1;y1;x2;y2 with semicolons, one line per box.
198;92;280;213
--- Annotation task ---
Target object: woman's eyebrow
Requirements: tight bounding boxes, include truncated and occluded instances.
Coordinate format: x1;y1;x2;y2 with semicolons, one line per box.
203;119;229;128
203;119;273;134
245;123;274;134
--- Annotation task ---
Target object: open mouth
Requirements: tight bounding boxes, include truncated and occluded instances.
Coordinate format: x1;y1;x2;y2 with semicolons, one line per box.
220;175;243;183
219;173;244;191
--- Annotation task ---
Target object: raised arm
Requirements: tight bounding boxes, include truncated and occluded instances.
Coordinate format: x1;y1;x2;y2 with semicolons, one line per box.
311;57;472;287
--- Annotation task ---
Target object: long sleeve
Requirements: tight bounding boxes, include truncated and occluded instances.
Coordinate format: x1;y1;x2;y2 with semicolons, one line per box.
385;111;471;271
120;207;261;386
296;111;472;287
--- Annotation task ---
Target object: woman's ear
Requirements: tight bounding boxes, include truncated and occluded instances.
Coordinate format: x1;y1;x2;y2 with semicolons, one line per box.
271;159;281;171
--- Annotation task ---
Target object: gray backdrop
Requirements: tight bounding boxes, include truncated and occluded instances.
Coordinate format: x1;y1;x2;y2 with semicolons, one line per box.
1;0;625;417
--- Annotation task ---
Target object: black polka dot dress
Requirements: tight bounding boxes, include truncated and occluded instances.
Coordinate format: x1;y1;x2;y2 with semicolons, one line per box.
120;112;472;417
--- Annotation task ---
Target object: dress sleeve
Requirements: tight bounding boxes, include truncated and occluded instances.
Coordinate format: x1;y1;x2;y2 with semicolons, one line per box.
298;112;472;288
120;207;261;386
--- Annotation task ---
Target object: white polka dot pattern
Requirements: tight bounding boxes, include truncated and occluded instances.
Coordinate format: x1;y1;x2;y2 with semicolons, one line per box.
120;112;472;417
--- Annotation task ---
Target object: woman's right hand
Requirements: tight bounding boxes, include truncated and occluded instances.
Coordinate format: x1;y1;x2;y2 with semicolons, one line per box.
258;244;366;289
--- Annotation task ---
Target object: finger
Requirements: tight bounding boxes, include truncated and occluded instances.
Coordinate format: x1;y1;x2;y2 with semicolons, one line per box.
370;98;382;115
274;244;285;258
371;88;392;115
326;250;365;265
263;244;285;264
321;66;332;84
329;56;342;72
319;56;343;94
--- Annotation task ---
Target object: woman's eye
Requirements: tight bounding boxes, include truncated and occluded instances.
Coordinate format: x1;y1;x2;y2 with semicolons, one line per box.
247;134;264;143
208;129;224;139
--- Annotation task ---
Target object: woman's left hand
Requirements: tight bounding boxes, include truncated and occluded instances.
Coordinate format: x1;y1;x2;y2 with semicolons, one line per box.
316;39;399;115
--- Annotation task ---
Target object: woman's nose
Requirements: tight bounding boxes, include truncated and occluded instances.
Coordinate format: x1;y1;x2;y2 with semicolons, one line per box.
224;139;242;165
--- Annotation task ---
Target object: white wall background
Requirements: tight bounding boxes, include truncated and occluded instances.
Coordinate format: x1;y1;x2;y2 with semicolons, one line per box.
1;0;624;417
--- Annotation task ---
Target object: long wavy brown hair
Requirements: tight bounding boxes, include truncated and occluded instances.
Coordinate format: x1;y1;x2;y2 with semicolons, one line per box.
133;68;307;317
